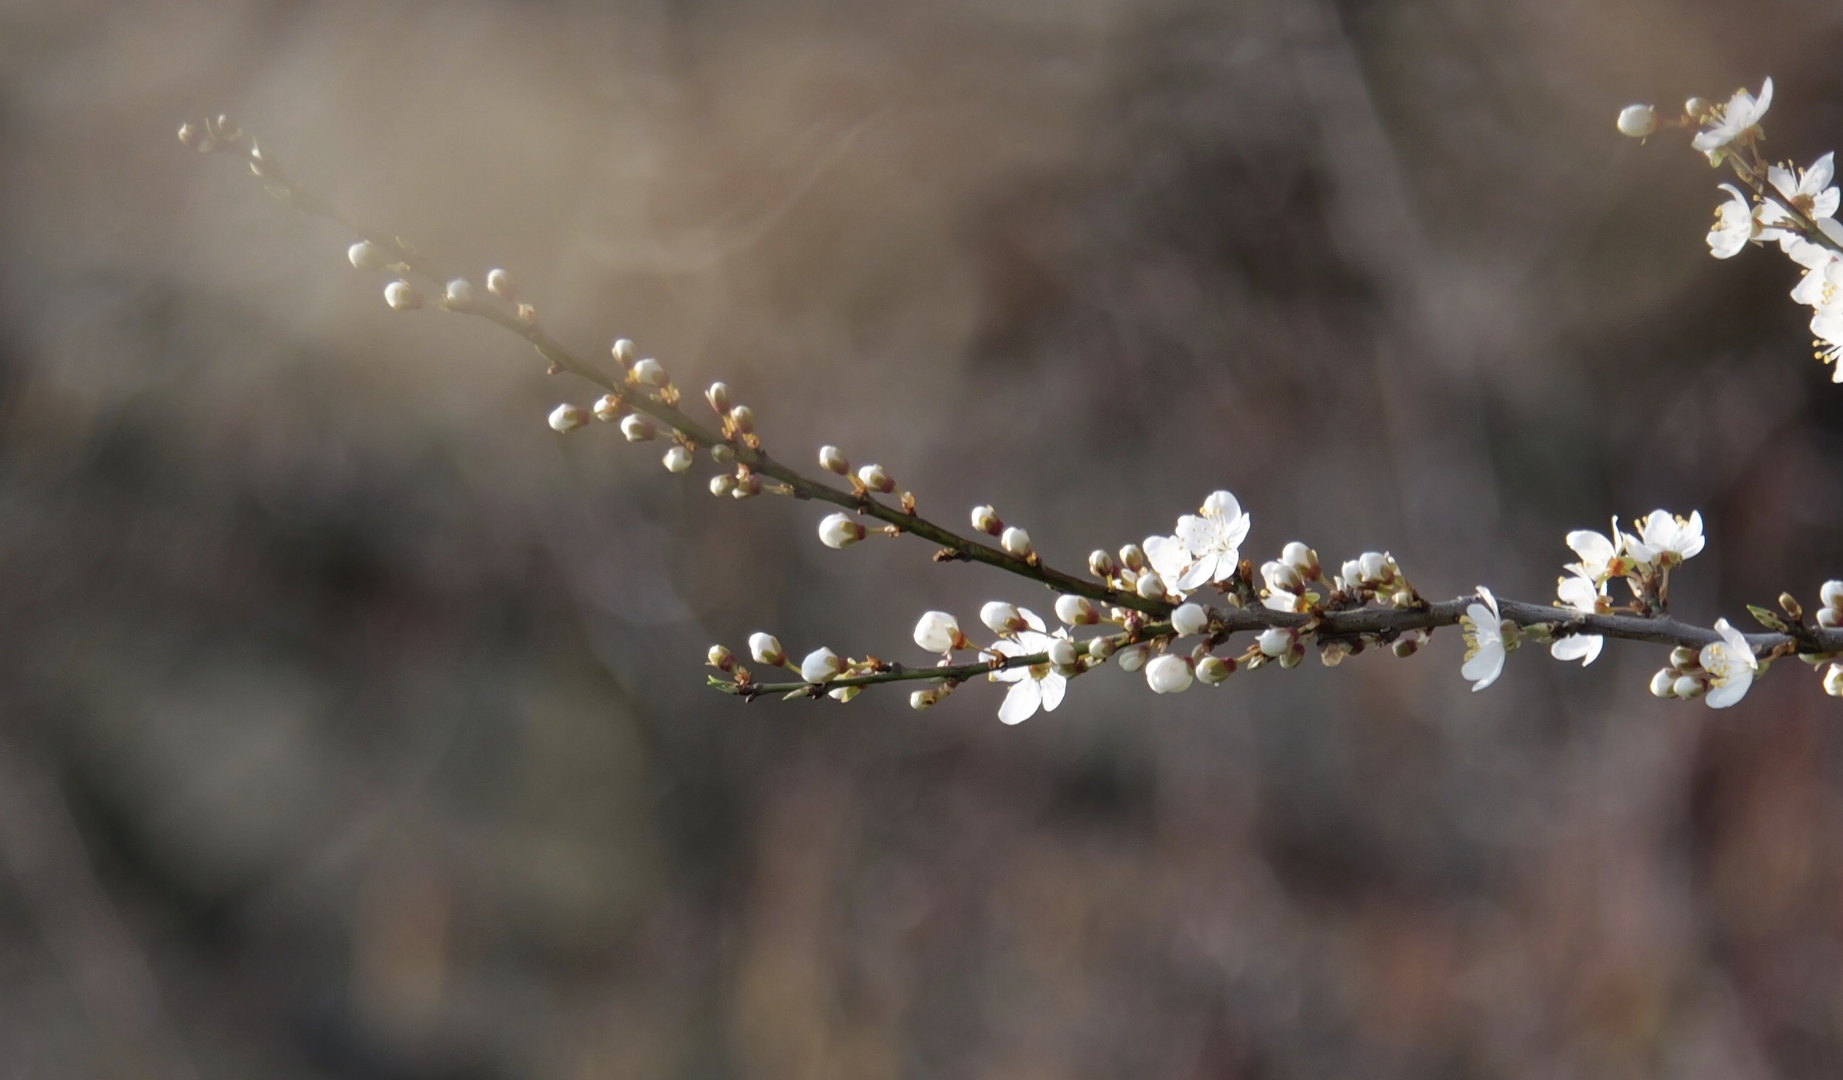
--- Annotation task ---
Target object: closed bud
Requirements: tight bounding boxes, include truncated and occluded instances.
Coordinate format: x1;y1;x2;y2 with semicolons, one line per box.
593;394;625;422
1340;559;1363;589
1055;594;1100;625
913;611;965;653
980;601;1025;635
856;464;895;494
1616;104;1658;138
749;632;786;666
728;405;755;434
800;647;845;684
1650;669;1676;698
632;357;669;387
1821;580;1843;610
1145;654;1193;694
486;268;516;301
547;404;589;434
1171;602;1209;637
444;278;476;310
1087;635;1117;661
621;414;658;442
731;472;762;498
706;382;732;414
1780;592;1804;622
1197;655;1233;685
1358;551;1390;584
1281;542;1319;579
1116;643;1151;672
1048;638;1080;671
1825;664;1843;697
1257;627;1295;658
177;121;204;148
384;279;423;310
1685;96;1713;122
971;505;1003;535
709;474;738;497
1673;675;1705;699
707;645;736;672
819;445;850;475
1001;526;1033;558
663;446;693;473
1669;646;1697;670
829;685;861;703
819;512;868;549
711;444;736;464
910;688;940;710
1391;630;1429;658
349;241;390;270
1119;544;1147;572
1822;609;1841;630
1135;571;1165;599
611;338;637;369
1088;549;1118;578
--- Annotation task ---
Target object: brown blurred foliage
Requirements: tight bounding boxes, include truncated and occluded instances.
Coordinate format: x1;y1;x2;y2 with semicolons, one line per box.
3;0;1843;1076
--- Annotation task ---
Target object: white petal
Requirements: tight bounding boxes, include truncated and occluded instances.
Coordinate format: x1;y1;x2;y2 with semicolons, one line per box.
1808;152;1836;194
1462;646;1506;690
1550;635;1603;666
1815;189;1840;220
997;680;1041;725
1200;490;1242;520
1557;575;1599;611
1175;558;1214;592
1173;515;1214;557
1566;529;1615;569
1706;668;1753;709
1144;534;1191;579
1020;607;1046;634
1475;585;1499;619
1769;164;1798;201
1038;672;1066;712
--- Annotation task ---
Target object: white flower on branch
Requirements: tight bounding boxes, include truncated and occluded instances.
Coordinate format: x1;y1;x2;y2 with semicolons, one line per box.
1812;302;1843;381
1550;572;1605;666
1171;491;1251;591
1624;510;1705;567
1699;618;1757;708
1706;184;1756;260
1145;654;1193;694
1135;570;1168;600
988;629;1066;724
1460;586;1510;691
801;647;845;684
1759;152;1842;244
1565;528;1625;585
1171;602;1209;637
913;611;969;653
1256;627;1296;658
444;278;476;310
1818;580;1843;628
1650;669;1676;698
819;513;868;549
1691;77;1771;163
829;686;860;703
749;633;786;667
971;505;1003;535
1048;638;1080;671
910;689;940;710
632;357;669;388
709;474;737;497
610;338;636;369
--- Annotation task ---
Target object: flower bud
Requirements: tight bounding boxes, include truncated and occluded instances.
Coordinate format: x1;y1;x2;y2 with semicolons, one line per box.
749;633;786;666
819;445;850;475
444;278;476;310
732;472;762;499
384;279;423;310
1616;104;1657;138
1196;655;1233;685
1134;571;1165;600
1257;627;1295;657
1119;544;1147;572
611;338;636;369
1281;541;1319;579
548;404;589;433
1673;675;1705;700
593;395;624;422
349;240;391;270
727;405;755;436
711;444;736;464
1685;96;1713;122
1823;580;1843;611
1650;669;1676;698
971;505;1003;535
710;474;737;497
1048;638;1079;670
486;268;516;301
1262;560;1303;594
706;382;732;415
1145;654;1193;694
632;357;669;387
801;647;844;684
1391;630;1429;658
177;121;204;148
663;446;693;473
708;645;736;672
1340;560;1363;589
1116;643;1151;672
981;601;1025;635
1826;664;1843;697
1822;609;1841;630
1088;549;1118;579
1358;551;1390;585
1001;527;1033;558
1669;646;1697;670
1171;603;1209;637
911;689;939;710
1055;594;1100;626
819;512;868;549
913;611;964;653
1087;635;1117;661
621;414;658;442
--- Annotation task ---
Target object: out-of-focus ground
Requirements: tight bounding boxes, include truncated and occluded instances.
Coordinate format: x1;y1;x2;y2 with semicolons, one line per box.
2;0;1843;1076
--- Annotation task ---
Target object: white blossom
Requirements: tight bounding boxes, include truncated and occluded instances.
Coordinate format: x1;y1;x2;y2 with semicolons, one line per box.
1624;510;1705;566
1280;542;1319;580
547;404;588;434
1698;618;1756;708
1171;602;1209;637
1460;586;1507;691
749;633;785;666
1691;78;1772;162
989;629;1067;724
913;611;966;653
1170;491;1252;590
1768;152;1839;221
1549;572;1604;666
1145;654;1193;694
819;513;868;549
1706;184;1755;260
1565;528;1624;584
800;647;845;684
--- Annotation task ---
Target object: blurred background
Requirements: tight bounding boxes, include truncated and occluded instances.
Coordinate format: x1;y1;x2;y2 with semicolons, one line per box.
2;0;1843;1076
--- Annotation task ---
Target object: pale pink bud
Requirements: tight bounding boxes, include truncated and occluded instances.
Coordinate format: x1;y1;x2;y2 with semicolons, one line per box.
819;513;867;549
547;404;589;433
819;445;850;475
621;414;658;442
749;633;785;666
486;268;516;300
1001;527;1033;558
1145;654;1193;693
384;279;423;310
1055;595;1100;625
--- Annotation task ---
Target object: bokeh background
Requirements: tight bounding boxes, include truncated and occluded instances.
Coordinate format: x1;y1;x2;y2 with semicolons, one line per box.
2;0;1843;1076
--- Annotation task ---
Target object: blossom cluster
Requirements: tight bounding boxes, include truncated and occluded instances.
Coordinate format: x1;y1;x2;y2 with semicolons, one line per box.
1621;78;1843;380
